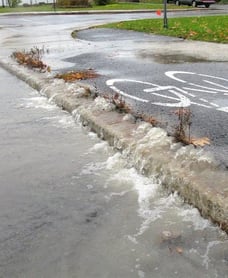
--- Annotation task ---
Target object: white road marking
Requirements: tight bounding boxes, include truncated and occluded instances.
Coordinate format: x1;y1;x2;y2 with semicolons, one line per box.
217;107;228;113
106;79;149;103
106;72;228;113
183;87;218;94
165;71;195;83
203;80;228;90
143;85;174;93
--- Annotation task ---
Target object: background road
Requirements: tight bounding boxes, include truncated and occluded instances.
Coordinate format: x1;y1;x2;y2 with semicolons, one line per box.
0;9;227;167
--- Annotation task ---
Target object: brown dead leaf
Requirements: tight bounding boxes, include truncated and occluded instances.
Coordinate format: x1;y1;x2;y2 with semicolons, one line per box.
12;50;50;72
55;70;99;82
175;247;183;255
190;137;210;147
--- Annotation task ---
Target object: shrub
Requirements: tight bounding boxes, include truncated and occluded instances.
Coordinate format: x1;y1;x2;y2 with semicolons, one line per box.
94;0;111;5
57;0;91;7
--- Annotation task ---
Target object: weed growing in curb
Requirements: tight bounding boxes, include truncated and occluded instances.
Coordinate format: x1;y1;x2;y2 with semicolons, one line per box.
12;47;50;72
173;107;192;144
102;92;158;126
173;107;210;147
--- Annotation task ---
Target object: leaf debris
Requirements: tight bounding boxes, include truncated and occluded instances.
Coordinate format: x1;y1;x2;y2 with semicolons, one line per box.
55;70;99;82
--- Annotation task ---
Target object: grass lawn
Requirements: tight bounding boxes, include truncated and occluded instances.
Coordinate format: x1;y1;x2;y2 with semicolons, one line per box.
0;3;188;13
100;15;228;43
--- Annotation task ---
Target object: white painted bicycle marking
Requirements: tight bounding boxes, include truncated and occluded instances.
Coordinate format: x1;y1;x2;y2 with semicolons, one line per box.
144;86;191;107
106;71;228;113
106;79;149;103
166;71;228;94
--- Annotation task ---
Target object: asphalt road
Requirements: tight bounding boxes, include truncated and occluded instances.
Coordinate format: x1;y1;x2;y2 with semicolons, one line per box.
0;9;228;278
74;27;228;167
0;68;228;278
0;8;227;167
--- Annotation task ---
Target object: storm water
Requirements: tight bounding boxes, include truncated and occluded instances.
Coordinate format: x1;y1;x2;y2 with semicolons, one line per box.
0;67;227;278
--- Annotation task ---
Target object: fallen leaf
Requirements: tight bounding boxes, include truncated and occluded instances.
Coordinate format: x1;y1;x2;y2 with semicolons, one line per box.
175;247;183;254
55;70;99;82
190;137;210;147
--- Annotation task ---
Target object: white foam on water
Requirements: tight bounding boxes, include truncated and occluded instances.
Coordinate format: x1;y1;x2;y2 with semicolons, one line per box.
21;95;78;129
40;114;77;128
154;192;180;209
134;122;152;135
86;184;94;190
92;96;115;112
178;206;211;231
89;141;109;153
55;115;77;129
105;158;162;237
201;241;221;270
174;145;215;165
135;125;172;148
122;113;135;123
134;191;178;238
133;122;216;170
106;152;127;171
80;161;106;176
88;132;98;140
108;190;130;199
72;109;81;124
21;96;57;111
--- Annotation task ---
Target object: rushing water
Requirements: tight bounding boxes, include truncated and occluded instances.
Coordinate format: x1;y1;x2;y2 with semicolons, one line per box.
0;68;227;278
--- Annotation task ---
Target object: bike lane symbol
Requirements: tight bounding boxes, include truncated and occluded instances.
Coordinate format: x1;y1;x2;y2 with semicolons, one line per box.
165;71;228;113
106;79;191;107
106;71;228;113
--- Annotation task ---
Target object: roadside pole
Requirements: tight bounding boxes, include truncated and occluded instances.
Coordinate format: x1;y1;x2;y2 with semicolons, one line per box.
53;0;56;12
163;0;168;28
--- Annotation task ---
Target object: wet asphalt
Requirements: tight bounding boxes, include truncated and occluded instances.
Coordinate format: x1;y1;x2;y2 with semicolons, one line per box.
0;67;228;278
0;10;227;166
73;27;228;168
0;9;228;278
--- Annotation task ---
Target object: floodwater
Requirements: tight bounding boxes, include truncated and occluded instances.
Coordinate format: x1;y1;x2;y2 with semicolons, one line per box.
0;67;228;278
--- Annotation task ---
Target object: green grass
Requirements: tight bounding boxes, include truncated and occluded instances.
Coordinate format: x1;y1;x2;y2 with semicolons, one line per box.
101;15;228;43
0;3;188;13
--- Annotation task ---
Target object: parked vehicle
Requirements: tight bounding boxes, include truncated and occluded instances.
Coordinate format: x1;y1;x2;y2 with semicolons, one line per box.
167;0;216;8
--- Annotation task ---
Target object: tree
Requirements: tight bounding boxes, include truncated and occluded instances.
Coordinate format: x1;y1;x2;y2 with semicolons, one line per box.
7;0;21;7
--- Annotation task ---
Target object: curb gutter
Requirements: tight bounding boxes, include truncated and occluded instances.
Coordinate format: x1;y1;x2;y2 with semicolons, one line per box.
0;8;201;16
1;58;227;233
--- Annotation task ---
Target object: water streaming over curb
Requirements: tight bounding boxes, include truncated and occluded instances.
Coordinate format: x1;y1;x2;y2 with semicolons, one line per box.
0;66;228;278
0;58;227;233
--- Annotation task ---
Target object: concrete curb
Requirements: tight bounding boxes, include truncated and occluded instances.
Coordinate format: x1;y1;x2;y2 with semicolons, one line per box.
0;58;227;233
0;8;202;16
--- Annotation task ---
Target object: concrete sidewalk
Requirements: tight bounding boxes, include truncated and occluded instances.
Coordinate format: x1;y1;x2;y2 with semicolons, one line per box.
0;58;227;233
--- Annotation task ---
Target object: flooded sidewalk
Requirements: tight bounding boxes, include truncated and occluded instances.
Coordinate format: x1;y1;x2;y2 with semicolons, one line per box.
0;67;228;278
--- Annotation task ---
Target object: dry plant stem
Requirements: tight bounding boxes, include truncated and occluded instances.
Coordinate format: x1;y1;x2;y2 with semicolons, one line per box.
173;108;210;147
12;47;50;72
174;107;192;144
102;92;158;125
